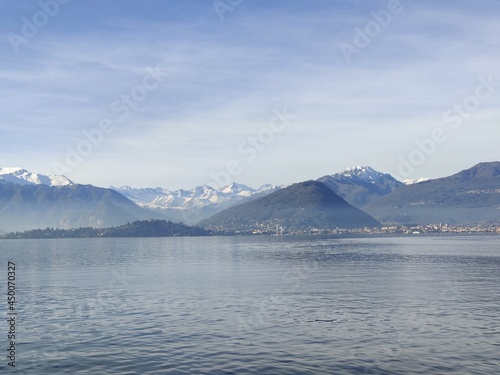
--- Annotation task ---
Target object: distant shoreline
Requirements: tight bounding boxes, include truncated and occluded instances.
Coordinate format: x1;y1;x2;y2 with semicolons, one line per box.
1;231;499;241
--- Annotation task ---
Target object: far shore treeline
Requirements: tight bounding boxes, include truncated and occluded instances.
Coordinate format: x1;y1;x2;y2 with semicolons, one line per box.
1;220;211;239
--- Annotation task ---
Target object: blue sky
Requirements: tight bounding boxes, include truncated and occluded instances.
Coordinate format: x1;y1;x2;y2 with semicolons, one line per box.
1;0;499;189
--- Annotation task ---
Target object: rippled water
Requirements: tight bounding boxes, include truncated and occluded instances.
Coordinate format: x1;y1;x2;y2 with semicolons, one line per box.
1;235;499;374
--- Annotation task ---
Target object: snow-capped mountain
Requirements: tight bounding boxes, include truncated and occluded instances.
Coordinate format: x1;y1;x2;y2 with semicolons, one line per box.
0;167;73;187
329;166;403;190
2;162;498;230
403;178;431;185
111;182;282;224
365;162;500;225
112;166;404;224
0;165;404;225
317;166;404;207
113;186;170;205
0;167;166;232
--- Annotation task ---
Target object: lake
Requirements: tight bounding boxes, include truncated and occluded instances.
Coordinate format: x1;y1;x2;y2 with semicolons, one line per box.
1;235;499;374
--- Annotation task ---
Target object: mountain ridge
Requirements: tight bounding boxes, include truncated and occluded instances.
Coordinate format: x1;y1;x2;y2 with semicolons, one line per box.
112;183;282;224
0;181;165;232
318;165;404;208
199;180;381;232
0;167;73;187
364;161;500;225
1;161;498;230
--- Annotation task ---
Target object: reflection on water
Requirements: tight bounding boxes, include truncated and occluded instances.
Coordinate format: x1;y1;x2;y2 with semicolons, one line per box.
0;235;499;374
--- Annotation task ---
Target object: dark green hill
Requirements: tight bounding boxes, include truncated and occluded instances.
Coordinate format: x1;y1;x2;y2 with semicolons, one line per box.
364;162;500;224
199;180;381;231
2;219;210;239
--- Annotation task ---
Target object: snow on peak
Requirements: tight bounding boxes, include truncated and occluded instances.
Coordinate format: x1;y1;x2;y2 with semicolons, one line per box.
403;178;430;185
257;183;280;191
220;182;254;195
113;182;282;213
336;166;388;184
343;165;366;172
0;167;73;187
323;166;404;193
0;167;25;174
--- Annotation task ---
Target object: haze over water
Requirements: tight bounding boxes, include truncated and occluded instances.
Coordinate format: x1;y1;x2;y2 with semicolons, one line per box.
1;235;499;374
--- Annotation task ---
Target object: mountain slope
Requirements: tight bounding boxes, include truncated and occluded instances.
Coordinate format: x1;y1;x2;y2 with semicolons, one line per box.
364;162;500;224
318;166;403;207
199;180;381;231
0;182;165;232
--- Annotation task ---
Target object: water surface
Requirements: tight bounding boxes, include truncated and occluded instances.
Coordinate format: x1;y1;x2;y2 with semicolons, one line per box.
1;235;499;374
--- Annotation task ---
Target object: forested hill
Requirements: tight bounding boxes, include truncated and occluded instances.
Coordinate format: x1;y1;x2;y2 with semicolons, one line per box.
2;220;210;239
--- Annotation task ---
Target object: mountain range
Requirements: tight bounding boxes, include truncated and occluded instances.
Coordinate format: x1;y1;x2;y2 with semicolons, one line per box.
1;162;499;232
0;182;165;233
364;162;500;225
199;180;381;232
112;183;281;225
0;167;164;232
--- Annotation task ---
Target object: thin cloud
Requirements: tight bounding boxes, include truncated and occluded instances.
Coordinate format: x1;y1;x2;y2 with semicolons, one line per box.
0;0;499;188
